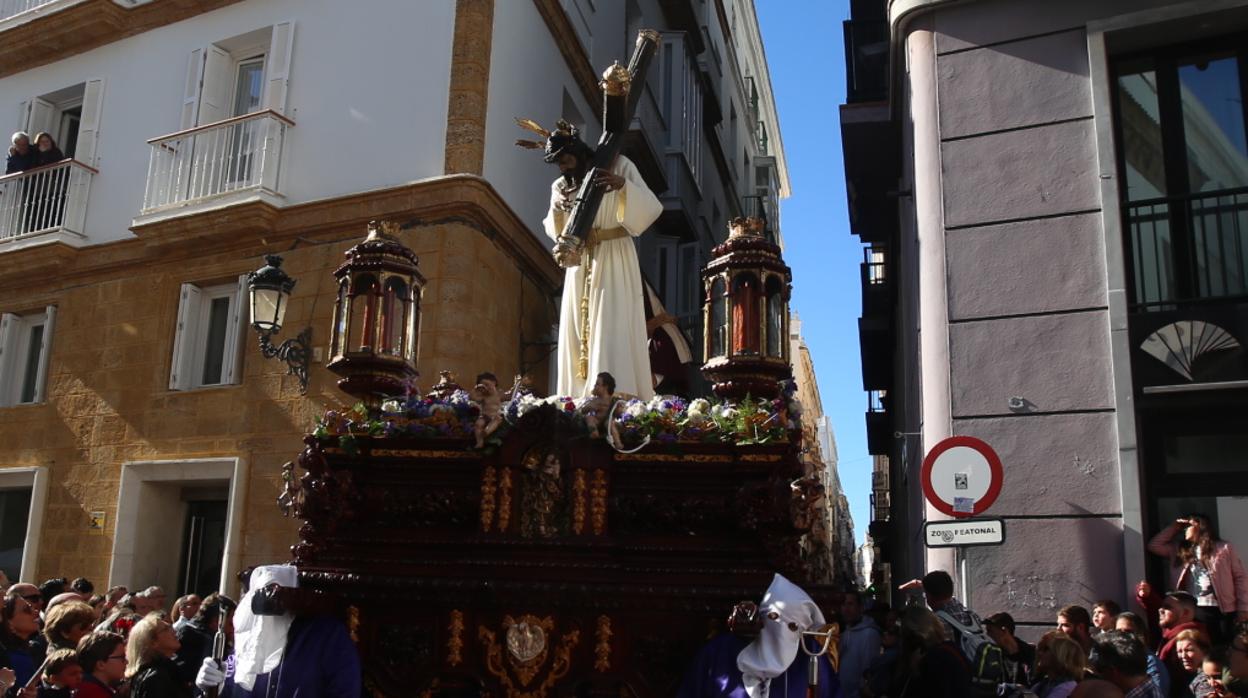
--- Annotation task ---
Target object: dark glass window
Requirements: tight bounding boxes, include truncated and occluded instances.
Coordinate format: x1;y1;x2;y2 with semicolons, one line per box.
1113;39;1248;308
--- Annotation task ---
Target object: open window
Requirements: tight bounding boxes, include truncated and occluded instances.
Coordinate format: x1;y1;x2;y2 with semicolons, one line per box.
182;22;295;130
169;276;248;391
19;79;105;165
0;305;56;406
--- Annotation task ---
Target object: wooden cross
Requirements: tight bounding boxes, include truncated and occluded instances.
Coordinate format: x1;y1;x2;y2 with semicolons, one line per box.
558;29;661;247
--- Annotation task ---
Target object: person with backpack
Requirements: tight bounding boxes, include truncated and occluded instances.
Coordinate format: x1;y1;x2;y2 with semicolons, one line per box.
891;606;972;698
899;570;1005;697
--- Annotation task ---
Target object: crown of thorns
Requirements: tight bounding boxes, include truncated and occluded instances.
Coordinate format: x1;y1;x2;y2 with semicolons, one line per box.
514;118;586;163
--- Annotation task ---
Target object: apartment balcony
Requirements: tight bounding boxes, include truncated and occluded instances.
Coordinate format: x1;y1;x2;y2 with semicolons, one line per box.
871;469;889;492
1123;187;1248;392
843;17;888;104
839;102;899;244
861;245;891;315
0;159;96;250
865;390;891;456
132;110;292;247
0;0;245;79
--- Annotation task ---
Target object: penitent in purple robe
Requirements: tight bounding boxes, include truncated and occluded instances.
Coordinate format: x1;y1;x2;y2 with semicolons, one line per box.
677;634;841;698
221;615;361;698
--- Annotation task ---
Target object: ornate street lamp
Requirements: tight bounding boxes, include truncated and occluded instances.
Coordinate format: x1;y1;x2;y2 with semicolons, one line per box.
247;254;312;393
700;216;792;400
327;220;424;410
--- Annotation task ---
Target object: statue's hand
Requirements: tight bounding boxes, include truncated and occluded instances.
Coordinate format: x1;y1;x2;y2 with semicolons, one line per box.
553;240;582;268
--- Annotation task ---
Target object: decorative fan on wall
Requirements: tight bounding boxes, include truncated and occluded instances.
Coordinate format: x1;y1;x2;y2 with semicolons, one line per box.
1139;320;1241;381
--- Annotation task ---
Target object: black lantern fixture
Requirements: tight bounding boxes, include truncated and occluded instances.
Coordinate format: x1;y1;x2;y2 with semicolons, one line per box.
700;216;792;400
247;254;312;393
326;220;424;410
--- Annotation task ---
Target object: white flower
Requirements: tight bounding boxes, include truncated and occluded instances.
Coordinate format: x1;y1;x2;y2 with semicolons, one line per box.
687;398;710;418
716;404;737;420
380;399;403;414
624;399;646;419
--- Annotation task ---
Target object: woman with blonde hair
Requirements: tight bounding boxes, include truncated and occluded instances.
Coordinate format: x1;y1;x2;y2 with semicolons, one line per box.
1030;630;1086;698
125;613;190;698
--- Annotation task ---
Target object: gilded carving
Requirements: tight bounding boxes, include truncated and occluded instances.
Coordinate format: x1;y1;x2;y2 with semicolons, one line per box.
590;469;608;535
615;453;732;463
498;467;513;532
519;448;564;538
481;466;497;532
740;454;783;463
571;469;587;535
447;610;465;667
479;615;581;698
594;615;612;672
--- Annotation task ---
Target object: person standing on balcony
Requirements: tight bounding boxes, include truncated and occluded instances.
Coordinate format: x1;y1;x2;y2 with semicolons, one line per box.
5;132;35;174
31;133;67;232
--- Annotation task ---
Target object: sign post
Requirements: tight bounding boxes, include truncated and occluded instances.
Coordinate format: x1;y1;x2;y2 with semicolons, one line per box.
920;436;1006;608
920;436;1003;519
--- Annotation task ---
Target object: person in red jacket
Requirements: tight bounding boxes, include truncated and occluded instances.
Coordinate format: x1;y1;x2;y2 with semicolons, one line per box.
1156;592;1206;694
1148;514;1248;645
72;632;125;698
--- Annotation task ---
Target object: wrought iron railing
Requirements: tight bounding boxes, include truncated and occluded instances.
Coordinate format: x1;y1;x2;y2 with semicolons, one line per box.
0;159;96;241
1126;187;1248;310
0;0;56;22
143;109;294;212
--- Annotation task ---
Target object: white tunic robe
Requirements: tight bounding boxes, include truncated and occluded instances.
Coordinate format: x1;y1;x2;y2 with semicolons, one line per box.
543;156;662;399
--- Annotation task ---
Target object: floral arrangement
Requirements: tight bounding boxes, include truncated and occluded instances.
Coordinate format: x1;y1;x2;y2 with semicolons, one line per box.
312;380;803;454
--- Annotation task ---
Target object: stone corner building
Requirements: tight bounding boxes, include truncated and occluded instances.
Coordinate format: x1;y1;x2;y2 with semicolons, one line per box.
843;0;1248;633
0;0;786;597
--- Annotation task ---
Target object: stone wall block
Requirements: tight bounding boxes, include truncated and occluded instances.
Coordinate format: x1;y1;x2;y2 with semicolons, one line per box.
949;310;1114;416
938;29;1090;139
942;119;1101;228
964;517;1125;626
953;412;1121;515
946;213;1107;320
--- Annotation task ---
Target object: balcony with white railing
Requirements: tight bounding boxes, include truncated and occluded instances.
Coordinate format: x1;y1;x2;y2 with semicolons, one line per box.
0;0;58;22
141;110;294;214
0;159;96;248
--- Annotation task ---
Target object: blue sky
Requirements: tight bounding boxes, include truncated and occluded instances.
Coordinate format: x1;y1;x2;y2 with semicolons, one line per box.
756;2;870;546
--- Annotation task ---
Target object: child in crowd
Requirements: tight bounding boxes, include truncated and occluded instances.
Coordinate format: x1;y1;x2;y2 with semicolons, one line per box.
38;649;83;698
1190;649;1226;698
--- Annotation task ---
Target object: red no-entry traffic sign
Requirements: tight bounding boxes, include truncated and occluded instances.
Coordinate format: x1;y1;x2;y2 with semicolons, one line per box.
921;436;1003;519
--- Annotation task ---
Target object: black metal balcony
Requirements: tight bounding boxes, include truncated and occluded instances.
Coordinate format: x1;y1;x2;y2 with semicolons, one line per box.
839;103;900;243
865;390;891;455
861;245;891;315
843;18;888;104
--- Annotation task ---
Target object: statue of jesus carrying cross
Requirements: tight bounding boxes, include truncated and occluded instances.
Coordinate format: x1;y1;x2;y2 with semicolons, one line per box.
515;30;663;400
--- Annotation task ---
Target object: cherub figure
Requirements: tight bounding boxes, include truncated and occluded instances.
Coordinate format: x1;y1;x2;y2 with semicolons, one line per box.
579;372;617;438
471;371;503;448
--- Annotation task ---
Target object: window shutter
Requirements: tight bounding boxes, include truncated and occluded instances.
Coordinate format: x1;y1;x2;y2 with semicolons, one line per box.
220;274;249;385
24;97;55;136
170;284;202;390
199;46;231;125
75;79;106;167
0;313;17;407
32;305;55;403
181;48;206;130
263;21;296;113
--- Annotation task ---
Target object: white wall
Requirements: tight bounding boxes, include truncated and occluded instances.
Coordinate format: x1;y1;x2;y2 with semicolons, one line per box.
483;0;603;238
0;0;456;246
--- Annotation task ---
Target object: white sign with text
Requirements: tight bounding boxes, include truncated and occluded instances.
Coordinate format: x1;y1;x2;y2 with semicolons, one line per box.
924;518;1005;548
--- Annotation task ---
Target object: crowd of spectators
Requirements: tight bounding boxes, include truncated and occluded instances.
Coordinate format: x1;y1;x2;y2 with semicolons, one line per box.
0;575;235;698
829;513;1248;698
